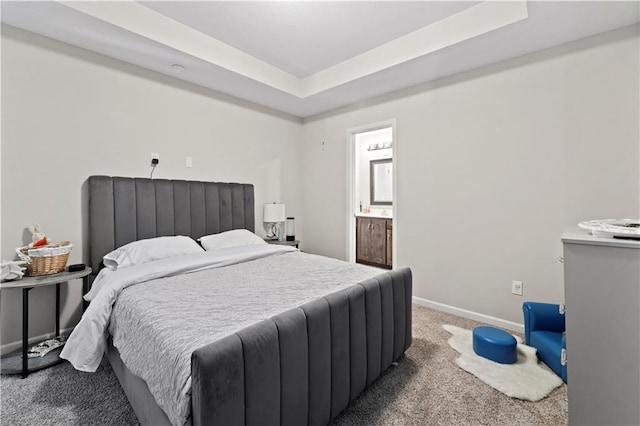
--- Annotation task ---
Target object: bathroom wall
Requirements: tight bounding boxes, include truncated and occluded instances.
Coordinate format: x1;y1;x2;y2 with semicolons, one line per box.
355;127;393;215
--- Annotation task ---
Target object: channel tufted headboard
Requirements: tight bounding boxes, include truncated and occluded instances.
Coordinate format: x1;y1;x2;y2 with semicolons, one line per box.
88;176;255;275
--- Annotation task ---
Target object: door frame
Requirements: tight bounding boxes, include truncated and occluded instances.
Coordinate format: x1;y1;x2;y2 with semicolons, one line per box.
346;119;397;265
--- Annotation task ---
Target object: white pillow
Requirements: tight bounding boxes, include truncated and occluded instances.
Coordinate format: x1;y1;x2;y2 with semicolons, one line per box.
198;229;266;251
103;235;203;271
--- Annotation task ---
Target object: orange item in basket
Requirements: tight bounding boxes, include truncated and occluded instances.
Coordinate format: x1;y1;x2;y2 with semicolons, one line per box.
32;238;48;247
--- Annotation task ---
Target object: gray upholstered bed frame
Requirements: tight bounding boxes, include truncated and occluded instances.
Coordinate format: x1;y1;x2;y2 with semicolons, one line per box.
88;176;412;426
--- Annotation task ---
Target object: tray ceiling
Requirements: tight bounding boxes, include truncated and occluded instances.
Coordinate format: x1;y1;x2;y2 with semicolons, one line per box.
2;1;638;118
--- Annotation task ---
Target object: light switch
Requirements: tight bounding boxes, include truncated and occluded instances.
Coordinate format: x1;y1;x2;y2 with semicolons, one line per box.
186;157;193;168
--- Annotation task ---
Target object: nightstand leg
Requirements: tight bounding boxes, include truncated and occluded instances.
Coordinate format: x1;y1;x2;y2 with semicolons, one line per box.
22;288;30;379
55;283;60;337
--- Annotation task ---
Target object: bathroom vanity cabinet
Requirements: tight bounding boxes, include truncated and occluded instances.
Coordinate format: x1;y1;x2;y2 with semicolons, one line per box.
356;216;392;269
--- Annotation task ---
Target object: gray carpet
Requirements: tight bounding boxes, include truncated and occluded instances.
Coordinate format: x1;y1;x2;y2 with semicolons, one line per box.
1;353;137;425
1;305;567;425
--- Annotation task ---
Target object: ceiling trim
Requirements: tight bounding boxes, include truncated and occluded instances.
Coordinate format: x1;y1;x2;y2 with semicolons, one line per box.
301;0;528;97
60;0;302;96
59;0;528;99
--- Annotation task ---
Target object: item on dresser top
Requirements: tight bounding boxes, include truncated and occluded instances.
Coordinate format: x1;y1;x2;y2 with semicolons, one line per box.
578;219;640;239
17;241;73;276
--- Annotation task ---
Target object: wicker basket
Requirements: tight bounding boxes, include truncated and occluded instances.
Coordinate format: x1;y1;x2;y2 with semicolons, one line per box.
18;241;73;276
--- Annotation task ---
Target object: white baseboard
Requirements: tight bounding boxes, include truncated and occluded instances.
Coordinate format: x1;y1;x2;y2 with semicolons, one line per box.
1;327;74;355
413;296;524;334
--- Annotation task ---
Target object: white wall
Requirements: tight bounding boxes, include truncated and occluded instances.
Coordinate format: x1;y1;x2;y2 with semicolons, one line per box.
0;26;303;351
301;25;640;324
2;23;638;351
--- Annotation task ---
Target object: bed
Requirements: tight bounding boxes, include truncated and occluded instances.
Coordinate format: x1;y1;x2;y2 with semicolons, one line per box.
72;175;412;426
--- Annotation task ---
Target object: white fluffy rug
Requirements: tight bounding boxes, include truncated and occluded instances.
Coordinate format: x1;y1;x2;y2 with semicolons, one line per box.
443;324;563;401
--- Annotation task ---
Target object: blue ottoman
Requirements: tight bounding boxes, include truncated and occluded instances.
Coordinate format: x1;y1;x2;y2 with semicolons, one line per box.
473;326;517;364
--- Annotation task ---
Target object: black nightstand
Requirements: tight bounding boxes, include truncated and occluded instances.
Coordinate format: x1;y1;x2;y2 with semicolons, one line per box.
0;266;92;378
264;239;299;248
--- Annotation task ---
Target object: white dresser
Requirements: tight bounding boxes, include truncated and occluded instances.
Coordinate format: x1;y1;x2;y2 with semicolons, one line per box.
562;228;640;425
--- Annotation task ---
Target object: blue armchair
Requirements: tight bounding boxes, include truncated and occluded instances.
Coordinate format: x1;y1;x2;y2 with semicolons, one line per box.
522;302;567;383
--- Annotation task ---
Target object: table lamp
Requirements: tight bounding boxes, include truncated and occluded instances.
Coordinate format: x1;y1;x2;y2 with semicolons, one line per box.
263;203;285;240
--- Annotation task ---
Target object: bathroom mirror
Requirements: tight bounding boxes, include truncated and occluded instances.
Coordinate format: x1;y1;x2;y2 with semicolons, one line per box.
370;158;392;205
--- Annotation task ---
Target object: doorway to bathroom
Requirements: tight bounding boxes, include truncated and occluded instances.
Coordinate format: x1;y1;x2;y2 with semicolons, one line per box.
346;120;396;268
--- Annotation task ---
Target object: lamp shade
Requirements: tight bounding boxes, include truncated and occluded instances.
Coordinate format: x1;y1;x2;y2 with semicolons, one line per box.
263;203;285;222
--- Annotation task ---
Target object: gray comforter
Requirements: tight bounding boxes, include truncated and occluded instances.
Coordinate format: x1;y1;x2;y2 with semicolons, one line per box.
109;250;381;425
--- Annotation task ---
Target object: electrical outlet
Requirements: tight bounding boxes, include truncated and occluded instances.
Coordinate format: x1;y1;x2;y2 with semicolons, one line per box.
512;280;523;296
185;156;193;168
